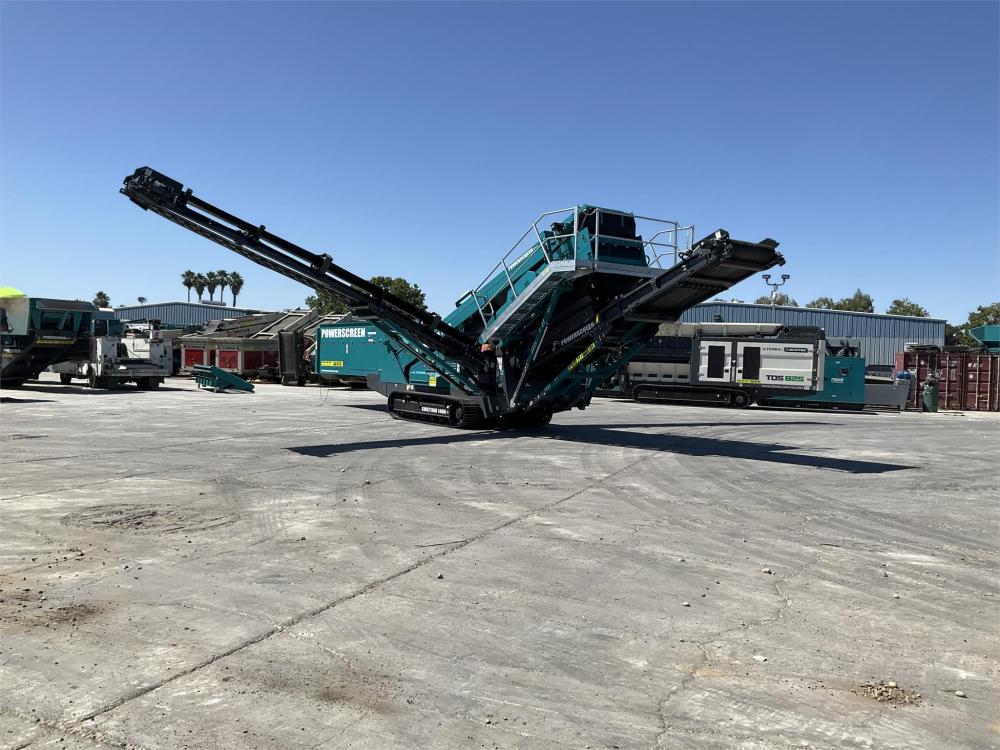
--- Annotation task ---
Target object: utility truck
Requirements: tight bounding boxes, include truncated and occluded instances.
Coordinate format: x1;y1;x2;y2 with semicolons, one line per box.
52;317;170;389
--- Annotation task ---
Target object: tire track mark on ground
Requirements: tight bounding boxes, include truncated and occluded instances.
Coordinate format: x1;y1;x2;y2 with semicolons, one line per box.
62;444;661;741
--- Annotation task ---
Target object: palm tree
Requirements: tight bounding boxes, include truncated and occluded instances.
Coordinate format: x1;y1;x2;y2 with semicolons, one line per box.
215;270;230;305
229;271;244;307
137;297;147;304
181;270;196;302
93;291;110;308
205;271;219;302
193;273;207;301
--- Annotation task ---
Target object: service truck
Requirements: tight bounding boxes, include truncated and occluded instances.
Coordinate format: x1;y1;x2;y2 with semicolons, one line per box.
52;317;170;389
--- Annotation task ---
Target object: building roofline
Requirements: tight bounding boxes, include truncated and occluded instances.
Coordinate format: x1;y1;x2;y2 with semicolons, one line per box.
699;301;946;323
113;301;268;314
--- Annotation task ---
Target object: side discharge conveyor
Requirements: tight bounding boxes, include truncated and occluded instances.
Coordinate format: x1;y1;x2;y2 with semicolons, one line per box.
121;167;785;428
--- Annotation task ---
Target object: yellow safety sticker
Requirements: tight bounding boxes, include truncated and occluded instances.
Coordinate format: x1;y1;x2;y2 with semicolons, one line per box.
428;375;437;387
736;379;760;383
567;342;596;372
320;360;344;367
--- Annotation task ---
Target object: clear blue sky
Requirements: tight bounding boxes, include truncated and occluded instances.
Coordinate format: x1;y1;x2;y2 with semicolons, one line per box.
2;1;997;322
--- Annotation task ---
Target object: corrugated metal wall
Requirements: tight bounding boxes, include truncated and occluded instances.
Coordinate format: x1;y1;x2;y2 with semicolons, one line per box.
115;302;264;328
680;303;945;367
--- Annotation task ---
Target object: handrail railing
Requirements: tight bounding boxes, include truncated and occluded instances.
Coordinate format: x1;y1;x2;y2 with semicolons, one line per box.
455;206;695;326
455;207;577;310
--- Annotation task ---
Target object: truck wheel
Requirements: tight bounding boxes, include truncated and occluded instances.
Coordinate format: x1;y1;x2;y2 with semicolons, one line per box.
732;392;751;408
147;378;161;390
88;369;98;388
60;373;74;385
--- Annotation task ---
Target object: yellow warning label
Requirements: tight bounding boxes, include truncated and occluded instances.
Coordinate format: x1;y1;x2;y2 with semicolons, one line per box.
567;342;596;372
736;379;760;383
428;375;438;387
321;360;344;368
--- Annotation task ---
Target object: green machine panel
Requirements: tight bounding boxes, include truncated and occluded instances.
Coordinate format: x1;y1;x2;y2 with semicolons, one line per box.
313;319;445;387
769;356;865;408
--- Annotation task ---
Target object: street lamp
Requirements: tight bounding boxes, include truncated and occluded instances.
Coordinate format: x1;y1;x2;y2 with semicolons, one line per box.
761;274;790;304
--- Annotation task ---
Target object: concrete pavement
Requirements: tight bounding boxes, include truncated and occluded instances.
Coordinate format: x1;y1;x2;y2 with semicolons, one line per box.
1;374;997;749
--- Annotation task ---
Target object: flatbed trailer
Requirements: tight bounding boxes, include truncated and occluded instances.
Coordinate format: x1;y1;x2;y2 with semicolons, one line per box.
121;167;785;428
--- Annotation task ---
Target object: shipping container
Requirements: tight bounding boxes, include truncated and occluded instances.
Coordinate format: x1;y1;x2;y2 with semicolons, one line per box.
183;347;206;368
895;351;1000;411
178;337;278;378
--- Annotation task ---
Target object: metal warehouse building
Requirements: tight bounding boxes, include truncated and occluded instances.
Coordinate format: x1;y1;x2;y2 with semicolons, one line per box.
681;302;945;370
114;301;267;328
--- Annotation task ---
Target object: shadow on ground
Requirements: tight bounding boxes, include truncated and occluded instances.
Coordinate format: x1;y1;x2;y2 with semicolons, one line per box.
288;424;915;474
4;382;187;396
341;403;395;413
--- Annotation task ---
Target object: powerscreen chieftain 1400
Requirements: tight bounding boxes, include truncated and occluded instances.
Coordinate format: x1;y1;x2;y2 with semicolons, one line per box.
121;167;785;428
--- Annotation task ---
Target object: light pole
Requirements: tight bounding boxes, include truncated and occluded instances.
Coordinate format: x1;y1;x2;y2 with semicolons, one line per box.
762;274;790;304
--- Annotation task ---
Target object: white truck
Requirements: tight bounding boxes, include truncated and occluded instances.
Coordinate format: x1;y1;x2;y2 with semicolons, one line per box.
626;322;825;407
52;318;171;389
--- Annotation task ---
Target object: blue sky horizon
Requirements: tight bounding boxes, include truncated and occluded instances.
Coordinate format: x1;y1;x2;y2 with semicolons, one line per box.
2;1;997;323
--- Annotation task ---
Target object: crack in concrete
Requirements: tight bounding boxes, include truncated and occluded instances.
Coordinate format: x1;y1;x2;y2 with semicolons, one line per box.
0;704;149;750
653;570;799;748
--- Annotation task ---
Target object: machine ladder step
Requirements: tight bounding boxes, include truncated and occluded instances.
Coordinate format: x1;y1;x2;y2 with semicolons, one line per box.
480;265;569;342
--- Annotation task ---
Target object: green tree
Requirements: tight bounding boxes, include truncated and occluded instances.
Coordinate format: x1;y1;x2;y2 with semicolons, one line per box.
229;272;244;307
886;298;929;317
93;291;110;308
181;270;196;302
967;302;1000;329
948;302;1000;348
368;276;427;309
754;292;798;306
805;296;836;309
945;323;970;347
205;271;219;302
832;289;875;313
304;290;350;315
305;276;428;315
193;273;207;301
215;270;230;305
